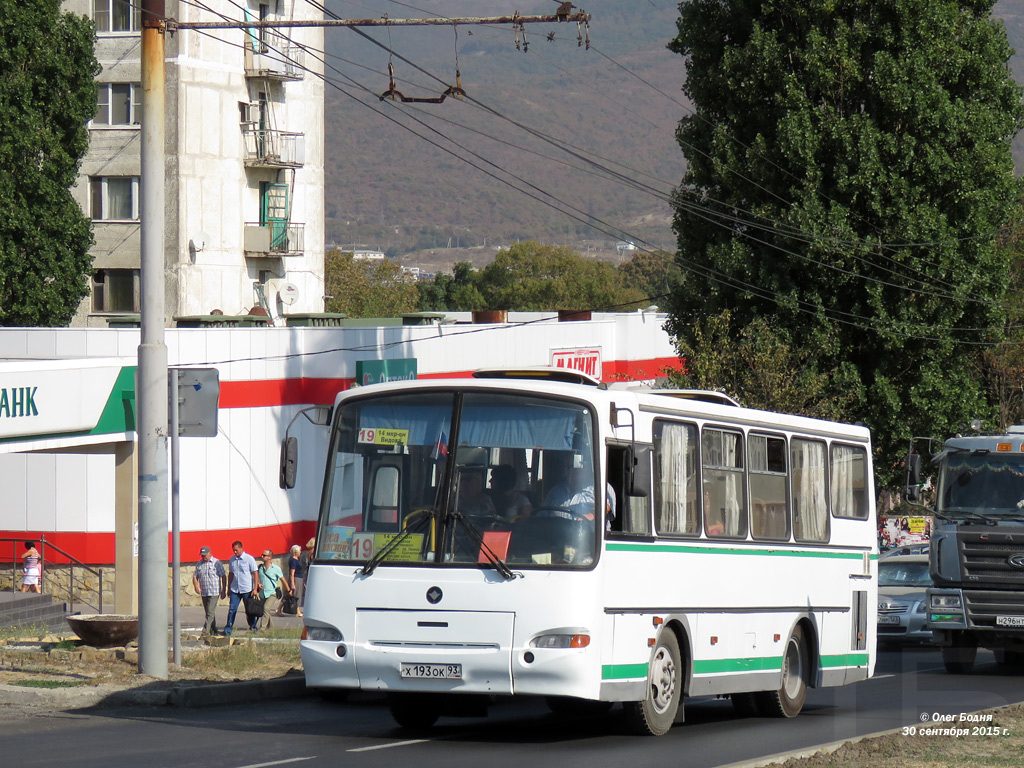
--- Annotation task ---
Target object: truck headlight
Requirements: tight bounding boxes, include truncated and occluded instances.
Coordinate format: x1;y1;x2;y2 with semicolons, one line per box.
930;594;962;610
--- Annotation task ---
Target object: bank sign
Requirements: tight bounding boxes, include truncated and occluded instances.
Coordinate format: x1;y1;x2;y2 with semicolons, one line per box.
0;362;135;442
550;347;603;380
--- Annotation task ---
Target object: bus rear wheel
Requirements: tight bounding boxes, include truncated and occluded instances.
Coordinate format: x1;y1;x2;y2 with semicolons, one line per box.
755;625;809;718
624;630;682;736
389;693;441;731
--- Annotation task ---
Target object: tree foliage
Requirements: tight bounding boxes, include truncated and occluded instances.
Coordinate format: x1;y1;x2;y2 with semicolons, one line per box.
324;250;420;317
476;241;644;311
0;2;99;326
668;1;1024;483
617;250;683;305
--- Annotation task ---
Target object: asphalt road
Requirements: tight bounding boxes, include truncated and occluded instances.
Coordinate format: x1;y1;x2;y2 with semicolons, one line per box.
3;646;1023;768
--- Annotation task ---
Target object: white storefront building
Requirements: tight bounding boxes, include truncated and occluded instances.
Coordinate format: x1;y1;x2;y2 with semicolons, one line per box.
0;313;680;606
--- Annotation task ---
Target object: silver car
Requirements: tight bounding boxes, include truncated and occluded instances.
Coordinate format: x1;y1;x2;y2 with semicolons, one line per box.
878;554;932;644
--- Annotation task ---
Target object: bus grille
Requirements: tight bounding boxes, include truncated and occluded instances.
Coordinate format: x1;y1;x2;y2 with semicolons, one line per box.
959;532;1024;586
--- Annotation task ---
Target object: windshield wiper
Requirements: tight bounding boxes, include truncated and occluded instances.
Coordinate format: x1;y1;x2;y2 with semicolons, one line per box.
451;512;518;581
941;507;1000;525
359;507;436;576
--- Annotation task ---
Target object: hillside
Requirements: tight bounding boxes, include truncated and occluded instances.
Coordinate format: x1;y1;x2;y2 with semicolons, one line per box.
321;0;684;263
322;1;1024;268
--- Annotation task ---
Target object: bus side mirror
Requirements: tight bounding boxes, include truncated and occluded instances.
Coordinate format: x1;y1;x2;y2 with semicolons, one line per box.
905;453;922;502
280;436;298;490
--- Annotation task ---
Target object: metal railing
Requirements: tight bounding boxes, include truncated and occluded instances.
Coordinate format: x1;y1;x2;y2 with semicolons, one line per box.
244;34;305;80
243;222;305;256
2;536;104;614
241;128;305;167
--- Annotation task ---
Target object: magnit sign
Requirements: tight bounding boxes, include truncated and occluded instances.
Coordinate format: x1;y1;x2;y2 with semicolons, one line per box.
550;347;603;380
0;363;131;441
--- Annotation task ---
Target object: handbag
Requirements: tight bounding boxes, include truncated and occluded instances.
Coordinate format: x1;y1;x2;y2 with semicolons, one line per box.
244;594;265;619
281;594;299;615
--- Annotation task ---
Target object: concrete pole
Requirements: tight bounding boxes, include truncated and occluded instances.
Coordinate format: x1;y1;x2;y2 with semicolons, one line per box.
138;0;169;679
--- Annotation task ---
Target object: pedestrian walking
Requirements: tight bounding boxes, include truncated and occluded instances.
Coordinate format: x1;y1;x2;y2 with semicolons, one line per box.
192;546;226;635
224;540;258;635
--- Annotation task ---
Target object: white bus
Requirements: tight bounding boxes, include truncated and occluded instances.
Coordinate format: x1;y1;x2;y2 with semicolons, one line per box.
299;369;877;735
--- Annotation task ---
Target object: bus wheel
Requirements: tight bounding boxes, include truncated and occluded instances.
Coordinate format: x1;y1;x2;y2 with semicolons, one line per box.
624;630;682;736
756;625;809;718
389;693;441;731
942;643;977;674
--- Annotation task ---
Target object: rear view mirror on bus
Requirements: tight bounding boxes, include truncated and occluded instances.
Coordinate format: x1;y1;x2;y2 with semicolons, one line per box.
280;436;298;489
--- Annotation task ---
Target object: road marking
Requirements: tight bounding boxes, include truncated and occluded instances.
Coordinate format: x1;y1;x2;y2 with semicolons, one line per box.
238;758;315;768
347;739;430;752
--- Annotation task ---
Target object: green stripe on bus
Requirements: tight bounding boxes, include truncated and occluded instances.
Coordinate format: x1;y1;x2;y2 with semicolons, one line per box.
820;653;870;667
606;542;873;560
693;656;784;674
602;663;649;680
606;652;870;680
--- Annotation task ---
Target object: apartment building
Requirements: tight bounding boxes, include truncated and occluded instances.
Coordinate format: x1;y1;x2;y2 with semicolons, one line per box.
65;0;326;327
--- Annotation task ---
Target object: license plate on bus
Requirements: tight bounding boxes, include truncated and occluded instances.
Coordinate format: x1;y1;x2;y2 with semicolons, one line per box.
400;663;462;679
878;615;900;626
996;616;1024;628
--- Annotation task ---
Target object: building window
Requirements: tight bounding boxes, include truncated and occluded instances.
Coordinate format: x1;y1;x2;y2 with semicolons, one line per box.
94;84;140;126
93;0;141;33
89;177;139;221
92;269;140;313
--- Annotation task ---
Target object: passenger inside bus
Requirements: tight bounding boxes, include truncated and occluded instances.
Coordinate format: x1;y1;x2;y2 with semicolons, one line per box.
490;464;533;520
455;467;498;518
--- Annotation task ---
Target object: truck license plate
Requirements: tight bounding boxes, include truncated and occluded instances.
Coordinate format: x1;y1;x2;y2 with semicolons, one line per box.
400;663;462;679
996;616;1024;628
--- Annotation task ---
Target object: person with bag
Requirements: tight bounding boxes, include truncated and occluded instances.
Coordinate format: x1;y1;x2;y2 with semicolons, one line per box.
224;540;259;636
279;544;303;617
257;549;286;628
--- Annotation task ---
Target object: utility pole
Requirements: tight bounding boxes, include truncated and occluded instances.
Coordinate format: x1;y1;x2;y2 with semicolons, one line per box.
139;0;169;679
134;3;591;679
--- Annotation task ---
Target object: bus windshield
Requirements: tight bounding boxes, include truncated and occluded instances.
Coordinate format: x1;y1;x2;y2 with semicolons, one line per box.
938;453;1024;518
316;389;598;569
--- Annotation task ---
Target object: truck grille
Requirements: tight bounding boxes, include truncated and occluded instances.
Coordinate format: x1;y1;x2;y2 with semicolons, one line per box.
964;589;1024;627
959;532;1024;586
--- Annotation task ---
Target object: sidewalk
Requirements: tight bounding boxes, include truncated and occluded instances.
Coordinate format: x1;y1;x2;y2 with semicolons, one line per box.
0;602;310;713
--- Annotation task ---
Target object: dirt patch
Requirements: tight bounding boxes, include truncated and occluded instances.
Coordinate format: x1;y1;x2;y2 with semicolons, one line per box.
0;631;300;691
772;705;1024;768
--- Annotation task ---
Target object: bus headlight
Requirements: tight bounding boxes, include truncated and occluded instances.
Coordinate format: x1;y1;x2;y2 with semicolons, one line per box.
304;626;342;642
930;594;962;610
531;633;590;649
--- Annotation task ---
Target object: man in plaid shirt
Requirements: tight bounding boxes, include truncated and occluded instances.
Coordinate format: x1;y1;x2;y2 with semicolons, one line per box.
192;546;226;635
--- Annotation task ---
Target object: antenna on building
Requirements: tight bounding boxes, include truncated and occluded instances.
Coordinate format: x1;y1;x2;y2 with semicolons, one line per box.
279;282;299;305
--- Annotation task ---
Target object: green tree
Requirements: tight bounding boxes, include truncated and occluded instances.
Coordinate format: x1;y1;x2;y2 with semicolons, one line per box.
417;262;486;311
668;1;1024;483
617;250;683;304
0;2;99;326
478;241;644;311
324;250;419;317
669;309;861;421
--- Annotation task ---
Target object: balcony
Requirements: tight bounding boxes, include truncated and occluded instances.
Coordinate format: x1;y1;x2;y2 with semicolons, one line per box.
244;34;304;81
242;128;304;168
244;222;305;257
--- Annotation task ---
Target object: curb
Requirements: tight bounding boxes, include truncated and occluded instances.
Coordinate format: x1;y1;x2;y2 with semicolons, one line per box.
166;674;308;708
0;674;308;711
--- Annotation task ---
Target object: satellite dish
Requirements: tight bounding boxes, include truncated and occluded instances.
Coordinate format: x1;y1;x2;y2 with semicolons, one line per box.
279;282;299;305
